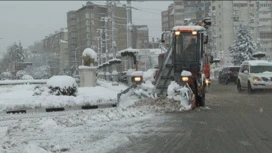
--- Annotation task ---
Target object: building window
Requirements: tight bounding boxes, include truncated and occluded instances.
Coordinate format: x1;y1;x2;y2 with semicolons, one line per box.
86;20;90;25
86;13;89;19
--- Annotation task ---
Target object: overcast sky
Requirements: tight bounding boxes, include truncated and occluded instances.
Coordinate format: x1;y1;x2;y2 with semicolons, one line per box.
0;1;172;54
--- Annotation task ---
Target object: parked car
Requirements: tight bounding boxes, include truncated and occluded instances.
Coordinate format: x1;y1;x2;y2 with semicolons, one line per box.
218;66;240;84
237;60;272;93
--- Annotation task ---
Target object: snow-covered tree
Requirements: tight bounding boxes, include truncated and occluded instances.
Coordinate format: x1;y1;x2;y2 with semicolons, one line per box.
0;71;13;80
25;65;51;79
16;70;27;79
8;42;25;63
229;23;257;65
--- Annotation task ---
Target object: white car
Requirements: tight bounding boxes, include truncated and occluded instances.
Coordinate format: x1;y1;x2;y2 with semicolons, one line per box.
237;60;272;93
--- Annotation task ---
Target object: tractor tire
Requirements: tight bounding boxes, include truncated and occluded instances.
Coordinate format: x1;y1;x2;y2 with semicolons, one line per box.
197;94;205;107
237;80;242;93
248;81;254;94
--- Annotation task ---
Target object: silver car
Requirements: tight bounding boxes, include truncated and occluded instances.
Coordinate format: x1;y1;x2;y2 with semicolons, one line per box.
237;60;272;93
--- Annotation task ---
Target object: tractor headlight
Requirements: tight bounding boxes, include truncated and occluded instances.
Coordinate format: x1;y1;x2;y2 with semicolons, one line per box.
181;76;189;82
192;31;197;35
175;31;181;36
131;76;143;83
252;76;261;82
205;78;211;85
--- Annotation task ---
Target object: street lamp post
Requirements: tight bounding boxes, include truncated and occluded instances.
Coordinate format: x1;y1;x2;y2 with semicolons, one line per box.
74;46;81;73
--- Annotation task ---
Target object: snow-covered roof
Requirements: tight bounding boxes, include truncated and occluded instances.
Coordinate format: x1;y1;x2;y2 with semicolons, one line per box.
108;58;121;63
78;66;98;70
98;62;110;68
82;48;97;61
172;26;206;31
242;60;272;66
60;40;68;43
118;47;139;55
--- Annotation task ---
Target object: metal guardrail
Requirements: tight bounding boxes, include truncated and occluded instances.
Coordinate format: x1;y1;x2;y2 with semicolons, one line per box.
0;78;80;86
4;103;117;114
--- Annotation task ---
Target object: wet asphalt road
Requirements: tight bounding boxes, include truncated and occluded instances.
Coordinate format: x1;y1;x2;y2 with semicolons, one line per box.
110;81;272;153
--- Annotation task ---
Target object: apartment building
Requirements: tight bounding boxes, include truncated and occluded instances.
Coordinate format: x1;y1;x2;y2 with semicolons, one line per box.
131;25;149;49
161;0;211;31
258;1;272;58
210;1;258;66
43;28;68;75
67;1;127;67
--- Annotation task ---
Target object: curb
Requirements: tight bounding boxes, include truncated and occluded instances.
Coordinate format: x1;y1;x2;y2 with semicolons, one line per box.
5;104;117;114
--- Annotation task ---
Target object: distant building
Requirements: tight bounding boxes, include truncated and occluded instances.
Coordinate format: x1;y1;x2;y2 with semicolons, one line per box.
67;1;127;68
161;0;210;31
258;1;272;58
211;1;257;65
131;25;149;49
43;28;68;75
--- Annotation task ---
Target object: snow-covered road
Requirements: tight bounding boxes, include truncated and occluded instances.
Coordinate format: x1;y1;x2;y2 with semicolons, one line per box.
0;101;181;153
0;79;189;153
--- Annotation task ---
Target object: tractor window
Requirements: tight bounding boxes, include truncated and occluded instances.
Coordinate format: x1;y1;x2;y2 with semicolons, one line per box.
175;33;198;62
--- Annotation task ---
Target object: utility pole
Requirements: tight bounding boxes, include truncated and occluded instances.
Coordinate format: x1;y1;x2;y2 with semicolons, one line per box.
126;0;132;48
101;17;110;63
111;0;117;59
256;0;260;51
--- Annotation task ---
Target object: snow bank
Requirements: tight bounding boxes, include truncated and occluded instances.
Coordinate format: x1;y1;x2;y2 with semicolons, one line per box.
82;48;97;62
167;81;191;110
0;80;128;111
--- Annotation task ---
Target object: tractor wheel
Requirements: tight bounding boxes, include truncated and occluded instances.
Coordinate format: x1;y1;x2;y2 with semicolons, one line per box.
197;94;205;107
237;80;242;93
248;81;254;94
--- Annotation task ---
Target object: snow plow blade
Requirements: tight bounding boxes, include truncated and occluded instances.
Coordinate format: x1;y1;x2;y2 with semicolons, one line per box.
117;84;137;105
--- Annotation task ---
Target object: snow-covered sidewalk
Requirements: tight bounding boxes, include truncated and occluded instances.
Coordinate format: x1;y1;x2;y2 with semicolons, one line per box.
0;79;128;112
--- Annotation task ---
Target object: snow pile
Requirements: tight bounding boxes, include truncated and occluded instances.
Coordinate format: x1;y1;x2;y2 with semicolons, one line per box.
126;69;134;76
82;48;97;62
112;70;118;75
143;69;157;82
167;81;191;110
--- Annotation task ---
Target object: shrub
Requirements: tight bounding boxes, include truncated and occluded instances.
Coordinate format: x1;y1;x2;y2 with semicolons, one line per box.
47;75;78;96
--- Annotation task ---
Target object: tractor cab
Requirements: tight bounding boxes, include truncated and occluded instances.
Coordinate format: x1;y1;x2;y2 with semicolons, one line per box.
171;26;209;83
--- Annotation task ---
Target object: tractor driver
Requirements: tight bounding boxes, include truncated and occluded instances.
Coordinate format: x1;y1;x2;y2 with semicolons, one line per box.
184;37;197;61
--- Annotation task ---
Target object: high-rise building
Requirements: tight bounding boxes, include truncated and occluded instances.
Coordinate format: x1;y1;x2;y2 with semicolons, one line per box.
258;1;272;58
131;25;149;49
67;1;127;68
43;28;68;75
161;0;211;31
